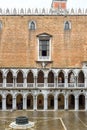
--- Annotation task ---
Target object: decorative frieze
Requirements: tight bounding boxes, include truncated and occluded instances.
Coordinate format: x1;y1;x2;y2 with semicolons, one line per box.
0;8;87;15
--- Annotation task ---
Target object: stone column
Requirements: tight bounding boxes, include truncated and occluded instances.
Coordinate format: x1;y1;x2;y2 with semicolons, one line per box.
13;76;16;87
34;76;37;88
2;97;6;110
44;77;48;87
64;96;68;110
85;76;87;88
54;76;57;88
56;76;58;87
13;98;16;110
85;96;87;111
33;95;37;110
65;76;68;88
75;76;77;87
54;95;58;110
3;76;6;87
75;97;79;111
44;95;47;110
23;97;27;110
23;77;27;87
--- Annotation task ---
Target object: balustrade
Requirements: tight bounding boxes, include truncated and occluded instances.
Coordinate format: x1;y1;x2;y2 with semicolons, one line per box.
27;83;34;87
68;83;75;87
37;83;44;87
0;81;85;88
48;83;54;87
78;83;85;87
0;83;3;87
6;83;13;87
17;83;24;87
58;83;65;87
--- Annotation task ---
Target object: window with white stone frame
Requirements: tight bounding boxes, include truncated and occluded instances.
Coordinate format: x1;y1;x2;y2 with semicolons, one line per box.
37;33;52;61
0;21;2;30
64;21;71;30
29;21;36;30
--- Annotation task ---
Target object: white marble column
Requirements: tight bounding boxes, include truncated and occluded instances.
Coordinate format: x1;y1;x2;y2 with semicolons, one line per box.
54;95;58;110
75;76;77;87
2;97;6;110
33;95;37;110
56;76;58;87
54;76;57;88
64;97;68;110
3;76;6;87
65;76;68;88
13;76;16;87
85;96;87;111
23;77;27;87
85;76;87;88
23;97;27;110
13;98;16;110
44;77;48;87
75;97;79;110
44;95;47;110
34;76;37;88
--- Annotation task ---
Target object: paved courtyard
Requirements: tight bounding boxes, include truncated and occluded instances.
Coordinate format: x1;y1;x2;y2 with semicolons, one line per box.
0;110;87;130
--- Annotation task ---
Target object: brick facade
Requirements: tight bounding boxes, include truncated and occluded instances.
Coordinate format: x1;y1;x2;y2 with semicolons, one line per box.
0;15;86;68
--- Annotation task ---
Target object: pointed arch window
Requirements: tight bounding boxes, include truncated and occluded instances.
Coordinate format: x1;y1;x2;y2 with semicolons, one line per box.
29;21;36;30
64;21;71;30
0;21;2;31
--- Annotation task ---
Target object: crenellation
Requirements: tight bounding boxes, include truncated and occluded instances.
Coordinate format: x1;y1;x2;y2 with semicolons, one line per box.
0;8;86;15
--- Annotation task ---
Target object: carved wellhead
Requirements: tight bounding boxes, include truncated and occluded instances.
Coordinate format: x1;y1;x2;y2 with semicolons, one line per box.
16;116;28;125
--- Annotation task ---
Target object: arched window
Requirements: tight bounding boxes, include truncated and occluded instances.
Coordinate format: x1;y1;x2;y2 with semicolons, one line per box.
29;21;36;30
78;71;84;87
0;21;2;30
64;21;71;30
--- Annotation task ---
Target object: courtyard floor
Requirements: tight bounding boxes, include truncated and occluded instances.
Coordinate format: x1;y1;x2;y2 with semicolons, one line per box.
0;110;87;130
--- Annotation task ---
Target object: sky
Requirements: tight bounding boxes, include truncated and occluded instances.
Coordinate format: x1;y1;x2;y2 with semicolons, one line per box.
0;0;87;9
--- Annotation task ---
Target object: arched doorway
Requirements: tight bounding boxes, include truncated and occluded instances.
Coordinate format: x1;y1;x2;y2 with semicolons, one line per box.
48;94;54;109
27;94;33;109
27;71;34;87
68;94;75;109
37;94;44;109
58;94;64;109
17;71;23;87
79;94;85;110
6;94;12;109
37;71;44;87
16;94;23;110
0;95;2;109
58;71;65;87
48;71;54;87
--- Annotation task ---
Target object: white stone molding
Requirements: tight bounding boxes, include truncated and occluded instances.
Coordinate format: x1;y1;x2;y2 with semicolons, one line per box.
0;8;87;15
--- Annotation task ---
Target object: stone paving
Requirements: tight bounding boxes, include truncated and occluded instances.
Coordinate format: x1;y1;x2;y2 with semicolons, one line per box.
0;110;87;130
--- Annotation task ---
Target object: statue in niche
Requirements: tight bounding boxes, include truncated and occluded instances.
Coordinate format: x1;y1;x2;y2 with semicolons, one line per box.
58;77;62;83
70;73;75;83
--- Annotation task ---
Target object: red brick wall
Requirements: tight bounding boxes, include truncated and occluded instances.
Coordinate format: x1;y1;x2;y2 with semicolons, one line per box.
0;15;86;68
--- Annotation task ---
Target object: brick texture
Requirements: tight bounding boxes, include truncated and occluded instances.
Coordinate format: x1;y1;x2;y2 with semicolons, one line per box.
0;15;86;68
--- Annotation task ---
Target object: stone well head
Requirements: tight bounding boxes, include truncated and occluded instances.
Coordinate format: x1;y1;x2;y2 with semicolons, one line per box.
16;116;29;125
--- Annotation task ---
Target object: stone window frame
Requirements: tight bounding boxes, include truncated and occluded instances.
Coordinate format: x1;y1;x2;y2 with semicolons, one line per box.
29;20;36;30
64;21;71;30
0;21;2;31
37;33;52;61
